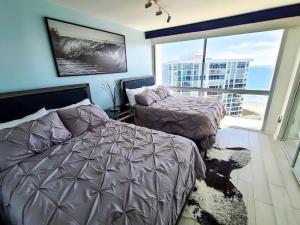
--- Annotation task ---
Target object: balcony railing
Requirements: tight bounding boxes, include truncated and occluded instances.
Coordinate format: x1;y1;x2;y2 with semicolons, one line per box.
168;86;269;95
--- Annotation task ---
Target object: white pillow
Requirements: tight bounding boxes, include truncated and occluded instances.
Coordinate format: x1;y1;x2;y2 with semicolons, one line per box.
144;84;158;90
47;98;91;112
0;108;48;130
126;87;146;106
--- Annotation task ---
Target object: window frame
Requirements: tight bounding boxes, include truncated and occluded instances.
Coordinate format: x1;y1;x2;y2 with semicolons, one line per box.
154;29;287;131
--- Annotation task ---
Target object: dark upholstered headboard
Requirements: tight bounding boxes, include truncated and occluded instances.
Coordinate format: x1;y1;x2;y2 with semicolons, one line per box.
0;84;91;123
120;76;155;106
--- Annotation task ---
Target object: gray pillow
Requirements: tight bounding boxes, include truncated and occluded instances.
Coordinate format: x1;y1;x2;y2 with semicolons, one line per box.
135;89;161;106
0;111;72;171
155;86;171;99
58;105;110;137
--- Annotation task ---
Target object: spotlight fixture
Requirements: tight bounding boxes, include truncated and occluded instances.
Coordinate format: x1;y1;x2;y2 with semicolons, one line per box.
167;14;171;23
144;0;172;23
145;1;152;8
156;7;163;16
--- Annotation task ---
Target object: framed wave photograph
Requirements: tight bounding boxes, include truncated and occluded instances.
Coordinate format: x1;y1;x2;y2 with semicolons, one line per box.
45;17;128;77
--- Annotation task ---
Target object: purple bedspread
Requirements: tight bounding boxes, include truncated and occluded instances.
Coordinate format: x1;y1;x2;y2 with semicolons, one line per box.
0;120;206;225
135;96;226;150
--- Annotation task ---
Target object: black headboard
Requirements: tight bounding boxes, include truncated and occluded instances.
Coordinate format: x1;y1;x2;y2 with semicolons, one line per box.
0;84;91;123
120;76;155;106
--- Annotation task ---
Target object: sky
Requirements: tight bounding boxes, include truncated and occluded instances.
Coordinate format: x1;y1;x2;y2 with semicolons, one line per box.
160;29;284;66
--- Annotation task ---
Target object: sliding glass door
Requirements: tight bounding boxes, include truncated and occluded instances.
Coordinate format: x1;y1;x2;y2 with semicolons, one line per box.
155;30;284;130
282;81;300;163
282;81;300;183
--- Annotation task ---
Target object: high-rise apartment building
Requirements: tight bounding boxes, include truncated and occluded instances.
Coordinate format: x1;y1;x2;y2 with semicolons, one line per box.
163;54;253;116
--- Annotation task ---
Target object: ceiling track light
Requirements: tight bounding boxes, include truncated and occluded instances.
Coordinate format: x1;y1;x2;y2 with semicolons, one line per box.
156;7;163;16
144;0;172;23
145;1;152;8
167;14;171;23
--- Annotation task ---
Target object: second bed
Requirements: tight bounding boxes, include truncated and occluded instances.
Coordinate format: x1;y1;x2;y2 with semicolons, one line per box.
121;76;226;153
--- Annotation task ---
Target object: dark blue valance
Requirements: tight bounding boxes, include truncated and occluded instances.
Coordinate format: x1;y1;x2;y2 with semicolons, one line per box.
145;3;300;39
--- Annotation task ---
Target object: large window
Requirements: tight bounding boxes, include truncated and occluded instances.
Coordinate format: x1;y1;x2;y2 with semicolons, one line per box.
156;39;205;88
155;30;284;130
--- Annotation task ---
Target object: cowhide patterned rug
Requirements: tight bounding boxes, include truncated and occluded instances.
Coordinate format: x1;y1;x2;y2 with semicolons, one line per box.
180;145;251;225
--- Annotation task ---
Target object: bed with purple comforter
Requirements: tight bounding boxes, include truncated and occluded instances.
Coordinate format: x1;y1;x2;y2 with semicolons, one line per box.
0;105;206;225
135;95;226;151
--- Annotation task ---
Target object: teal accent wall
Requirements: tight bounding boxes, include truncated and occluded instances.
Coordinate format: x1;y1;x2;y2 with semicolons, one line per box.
0;0;153;109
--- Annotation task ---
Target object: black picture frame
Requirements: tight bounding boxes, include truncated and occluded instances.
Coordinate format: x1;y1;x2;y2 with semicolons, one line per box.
45;17;128;77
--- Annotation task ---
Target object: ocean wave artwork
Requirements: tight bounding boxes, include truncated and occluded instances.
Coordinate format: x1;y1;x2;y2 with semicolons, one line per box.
46;18;127;76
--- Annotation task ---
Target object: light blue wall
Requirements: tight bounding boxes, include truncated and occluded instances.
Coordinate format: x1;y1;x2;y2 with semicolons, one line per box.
0;0;153;109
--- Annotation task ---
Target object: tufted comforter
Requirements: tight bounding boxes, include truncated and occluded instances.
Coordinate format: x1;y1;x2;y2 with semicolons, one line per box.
135;96;226;150
0;120;206;225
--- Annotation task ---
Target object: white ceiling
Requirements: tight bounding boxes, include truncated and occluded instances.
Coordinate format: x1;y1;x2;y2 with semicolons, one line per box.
49;0;300;31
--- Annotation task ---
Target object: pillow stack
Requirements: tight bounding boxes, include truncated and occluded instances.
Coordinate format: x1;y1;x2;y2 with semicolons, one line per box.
155;86;171;99
134;85;172;106
0;111;72;170
135;89;161;106
0;104;110;171
125;87;146;106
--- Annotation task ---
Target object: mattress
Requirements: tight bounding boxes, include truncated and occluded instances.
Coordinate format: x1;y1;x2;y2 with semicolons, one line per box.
135;96;226;150
0;120;206;225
